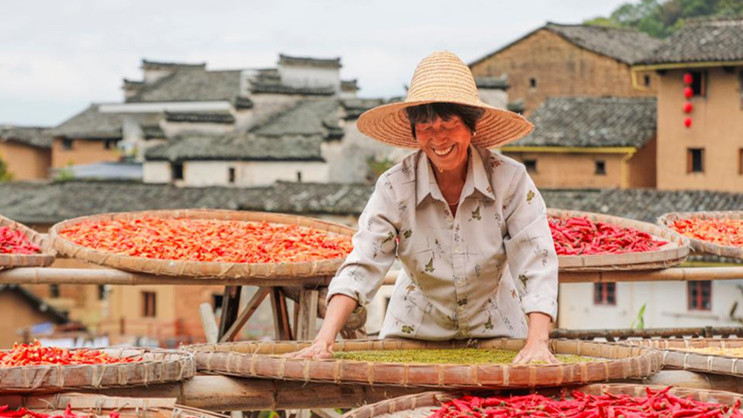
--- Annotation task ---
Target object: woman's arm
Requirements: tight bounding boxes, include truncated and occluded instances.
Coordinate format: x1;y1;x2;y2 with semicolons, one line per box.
513;312;557;364
286;294;359;359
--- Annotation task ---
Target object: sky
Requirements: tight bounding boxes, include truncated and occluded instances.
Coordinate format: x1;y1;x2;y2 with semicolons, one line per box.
0;0;631;127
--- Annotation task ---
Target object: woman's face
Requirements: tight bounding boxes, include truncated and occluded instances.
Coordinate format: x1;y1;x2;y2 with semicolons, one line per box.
415;114;472;174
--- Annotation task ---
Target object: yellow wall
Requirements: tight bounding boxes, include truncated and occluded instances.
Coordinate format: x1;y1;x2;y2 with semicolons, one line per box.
471;29;657;116
51;138;120;168
0;141;51;180
504;152;625;188
656;68;743;191
0;291;63;348
627;137;657;188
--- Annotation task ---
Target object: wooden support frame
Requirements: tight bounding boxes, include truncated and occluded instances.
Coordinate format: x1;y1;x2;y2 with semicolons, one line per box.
220;287;271;342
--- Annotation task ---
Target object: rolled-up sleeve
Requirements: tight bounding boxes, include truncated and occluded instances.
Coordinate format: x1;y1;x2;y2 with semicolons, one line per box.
327;174;400;310
502;166;559;321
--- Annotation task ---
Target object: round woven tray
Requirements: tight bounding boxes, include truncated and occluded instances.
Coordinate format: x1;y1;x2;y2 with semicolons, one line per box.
0;214;55;270
341;383;743;418
624;338;743;377
0;347;194;392
49;209;355;278
0;393;227;418
549;209;689;272
658;211;743;259
187;339;662;389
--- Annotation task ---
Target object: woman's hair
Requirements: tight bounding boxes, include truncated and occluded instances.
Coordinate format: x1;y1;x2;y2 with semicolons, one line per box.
405;103;484;138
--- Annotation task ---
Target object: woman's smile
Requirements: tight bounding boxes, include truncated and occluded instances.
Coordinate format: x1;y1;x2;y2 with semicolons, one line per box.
433;144;455;157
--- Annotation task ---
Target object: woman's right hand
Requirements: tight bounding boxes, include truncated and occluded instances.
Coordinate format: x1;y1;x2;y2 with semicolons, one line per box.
285;339;334;359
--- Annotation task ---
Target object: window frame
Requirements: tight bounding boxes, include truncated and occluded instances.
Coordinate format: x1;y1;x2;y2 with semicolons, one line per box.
141;291;157;318
687;281;712;311
689;70;707;97
529;78;537;89
228;167;236;184
595;160;607;175
172;163;184;181
687;148;704;173
593;282;616;306
61;138;74;151
523;159;537;173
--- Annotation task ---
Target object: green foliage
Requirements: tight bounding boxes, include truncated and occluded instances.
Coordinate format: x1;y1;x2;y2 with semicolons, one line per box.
0;152;13;182
55;162;75;181
631;303;647;330
366;155;395;182
584;0;743;38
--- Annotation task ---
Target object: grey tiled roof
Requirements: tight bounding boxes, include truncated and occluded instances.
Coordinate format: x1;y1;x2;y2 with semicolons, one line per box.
144;133;324;162
341;79;359;91
471;23;662;66
279;54;341;68
340;98;385;120
49;105;160;139
251;100;341;138
638;17;743;65
141;59;206;69
513;97;656;148
164;112;235;124
0;126;53;148
127;69;242;103
475;76;509;90
248;68;336;96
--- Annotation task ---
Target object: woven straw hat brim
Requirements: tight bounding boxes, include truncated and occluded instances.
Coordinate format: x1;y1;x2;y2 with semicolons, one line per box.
357;100;534;149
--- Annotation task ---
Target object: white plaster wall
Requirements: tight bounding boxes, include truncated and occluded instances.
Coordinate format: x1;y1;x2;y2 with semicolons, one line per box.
143;162;172;183
233;109;255;132
161;121;233;138
279;66;340;91
182;161;329;187
143;69;173;84
558;280;743;330
478;89;508;109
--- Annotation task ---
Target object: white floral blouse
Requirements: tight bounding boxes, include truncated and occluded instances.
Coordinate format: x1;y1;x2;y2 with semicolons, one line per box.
327;146;558;340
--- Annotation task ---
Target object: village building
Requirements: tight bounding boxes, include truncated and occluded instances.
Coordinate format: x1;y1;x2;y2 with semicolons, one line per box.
502;97;657;189
0;126;52;180
469;23;660;117
0;284;69;348
632;17;743;193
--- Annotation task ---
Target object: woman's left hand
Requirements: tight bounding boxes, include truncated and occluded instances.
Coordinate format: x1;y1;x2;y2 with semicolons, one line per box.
513;339;558;364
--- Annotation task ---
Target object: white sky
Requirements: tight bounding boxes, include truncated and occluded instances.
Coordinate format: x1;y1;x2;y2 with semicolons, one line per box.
1;0;630;126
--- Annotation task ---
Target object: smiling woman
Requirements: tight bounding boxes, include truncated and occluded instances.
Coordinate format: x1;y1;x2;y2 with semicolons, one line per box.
287;51;557;366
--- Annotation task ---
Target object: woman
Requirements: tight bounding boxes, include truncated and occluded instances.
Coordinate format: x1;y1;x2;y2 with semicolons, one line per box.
289;51;558;363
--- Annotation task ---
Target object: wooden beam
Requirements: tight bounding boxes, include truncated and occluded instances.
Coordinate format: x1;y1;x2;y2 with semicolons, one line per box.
270;288;293;340
218;286;242;340
219;287;271;342
296;289;319;341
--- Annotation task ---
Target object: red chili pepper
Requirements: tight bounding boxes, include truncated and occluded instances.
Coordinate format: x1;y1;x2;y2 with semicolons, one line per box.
0;340;140;367
549;216;667;256
59;218;353;264
0;226;40;255
670;218;743;247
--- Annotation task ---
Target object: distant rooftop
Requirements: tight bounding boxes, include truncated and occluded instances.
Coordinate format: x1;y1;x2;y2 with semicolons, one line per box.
0;126;52;148
279;54;341;69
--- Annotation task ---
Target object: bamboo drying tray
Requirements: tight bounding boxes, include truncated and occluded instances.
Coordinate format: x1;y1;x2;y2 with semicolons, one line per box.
0;214;55;270
187;339;662;389
49;209;355;278
341;383;743;418
0;347;194;392
549;209;689;271
0;392;228;418
658;211;743;259
624;338;743;378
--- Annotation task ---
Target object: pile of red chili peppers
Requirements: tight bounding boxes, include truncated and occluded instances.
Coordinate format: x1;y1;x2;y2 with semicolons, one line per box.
430;387;743;417
59;218;353;263
0;226;40;255
0;404;120;418
549;216;667;256
0;341;140;367
670;218;743;247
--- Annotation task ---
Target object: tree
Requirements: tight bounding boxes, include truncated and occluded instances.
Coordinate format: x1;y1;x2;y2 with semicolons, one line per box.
0;153;13;182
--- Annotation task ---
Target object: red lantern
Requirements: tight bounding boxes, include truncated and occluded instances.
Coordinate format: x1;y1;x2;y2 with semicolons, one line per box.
683;72;694;85
684;87;694;98
683;102;693;113
684;117;692;128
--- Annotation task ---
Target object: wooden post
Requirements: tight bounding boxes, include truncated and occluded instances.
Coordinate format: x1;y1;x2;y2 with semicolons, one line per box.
219;287;271;343
218;286;242;340
270;288;293;340
296;289;319;341
199;303;219;344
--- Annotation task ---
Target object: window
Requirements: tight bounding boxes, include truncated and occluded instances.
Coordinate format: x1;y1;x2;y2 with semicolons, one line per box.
49;285;60;298
687;148;704;173
172;163;184;181
104;139;117;150
62;138;73;150
228;167;236;184
644;74;651;87
689;70;707;97
595;160;606;175
688;281;711;311
97;285;107;300
739;149;743;175
594;283;616;305
529;78;537;88
523;159;537;173
296;171;302;182
212;293;224;311
141;291;157;317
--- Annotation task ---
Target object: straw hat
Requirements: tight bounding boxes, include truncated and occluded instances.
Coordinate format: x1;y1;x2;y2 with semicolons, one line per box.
357;51;533;149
